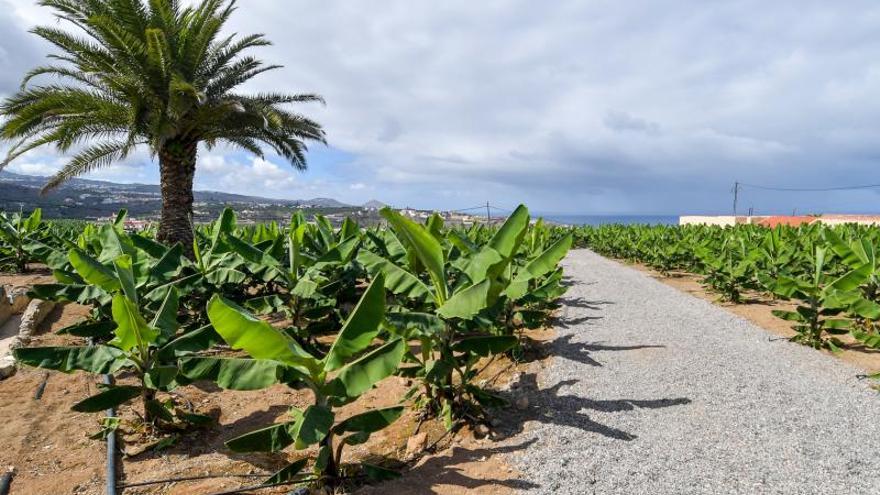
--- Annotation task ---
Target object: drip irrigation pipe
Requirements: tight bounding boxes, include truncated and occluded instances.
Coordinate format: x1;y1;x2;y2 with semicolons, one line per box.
122;424;461;494
33;372;49;400
88;338;118;495
0;468;14;495
103;373;117;495
117;473;266;489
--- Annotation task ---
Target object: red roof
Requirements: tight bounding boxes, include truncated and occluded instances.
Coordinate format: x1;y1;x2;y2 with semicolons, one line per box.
756;216;816;228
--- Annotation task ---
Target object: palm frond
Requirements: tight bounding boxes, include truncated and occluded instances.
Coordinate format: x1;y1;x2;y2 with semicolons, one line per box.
3;0;325;190
41;139;142;193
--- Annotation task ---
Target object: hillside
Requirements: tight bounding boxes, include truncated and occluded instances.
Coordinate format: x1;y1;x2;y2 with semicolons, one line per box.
0;172;355;221
363;199;389;209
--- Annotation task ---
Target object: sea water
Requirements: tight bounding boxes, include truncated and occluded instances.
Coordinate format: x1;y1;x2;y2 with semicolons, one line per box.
537;214;679;226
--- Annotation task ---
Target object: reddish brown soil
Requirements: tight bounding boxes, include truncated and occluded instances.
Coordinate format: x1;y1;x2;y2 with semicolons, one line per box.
359;328;556;495
0;271;554;495
0;267;56;288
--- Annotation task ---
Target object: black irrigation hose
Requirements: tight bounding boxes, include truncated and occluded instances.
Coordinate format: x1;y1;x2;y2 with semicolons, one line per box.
86;337;118;495
117;473;267;489
103;374;118;495
126;421;460;493
33;372;49;400
0;469;14;495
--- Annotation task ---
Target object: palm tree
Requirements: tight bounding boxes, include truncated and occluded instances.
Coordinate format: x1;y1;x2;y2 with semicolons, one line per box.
0;0;325;252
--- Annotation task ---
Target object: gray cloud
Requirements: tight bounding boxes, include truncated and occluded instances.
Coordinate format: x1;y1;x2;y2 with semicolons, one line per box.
604;111;661;135
0;7;44;95
6;0;880;214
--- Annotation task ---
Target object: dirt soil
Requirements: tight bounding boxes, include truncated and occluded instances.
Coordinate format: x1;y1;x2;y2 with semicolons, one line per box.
0;273;555;495
628;263;880;374
0;267;57;289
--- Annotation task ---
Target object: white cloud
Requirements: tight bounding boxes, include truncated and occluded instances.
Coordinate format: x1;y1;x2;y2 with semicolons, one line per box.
5;0;880;213
6;161;61;177
195;155;298;194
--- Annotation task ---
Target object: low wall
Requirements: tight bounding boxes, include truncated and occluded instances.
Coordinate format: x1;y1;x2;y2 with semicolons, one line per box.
679;216;752;226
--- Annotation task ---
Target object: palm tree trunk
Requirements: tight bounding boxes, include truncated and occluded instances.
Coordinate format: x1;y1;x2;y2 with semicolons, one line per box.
156;140;197;256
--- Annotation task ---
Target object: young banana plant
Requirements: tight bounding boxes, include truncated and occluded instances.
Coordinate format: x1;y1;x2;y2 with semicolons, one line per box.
772;246;863;351
188;274;406;488
820;228;880;349
224;211;362;345
0;208;44;272
360;207;533;428
499;230;573;341
755;226;797;296
29;221;189;338
697;237;757;303
14;254;217;426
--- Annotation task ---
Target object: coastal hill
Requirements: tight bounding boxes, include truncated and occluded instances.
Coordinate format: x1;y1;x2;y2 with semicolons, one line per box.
0;171;357;221
362;199;388;209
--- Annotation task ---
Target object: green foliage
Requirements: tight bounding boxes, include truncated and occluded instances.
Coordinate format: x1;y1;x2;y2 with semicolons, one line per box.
8;205;572;491
0;208;46;272
574;221;880;352
15;250;216;425
0;0;325;191
200;275;406;486
372;205;570;428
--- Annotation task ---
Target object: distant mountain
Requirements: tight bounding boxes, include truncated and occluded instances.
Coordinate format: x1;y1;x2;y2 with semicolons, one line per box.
0;171;354;220
304;197;349;208
363;199;388;209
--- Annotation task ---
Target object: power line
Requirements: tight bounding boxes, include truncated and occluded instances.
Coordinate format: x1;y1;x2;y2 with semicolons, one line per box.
450;204;513;214
739;182;880;192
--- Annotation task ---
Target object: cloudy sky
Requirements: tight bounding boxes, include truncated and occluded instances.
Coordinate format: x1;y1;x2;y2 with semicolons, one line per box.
3;1;880;215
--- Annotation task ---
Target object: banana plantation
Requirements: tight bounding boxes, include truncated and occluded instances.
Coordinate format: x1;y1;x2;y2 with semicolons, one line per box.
575;223;880;354
0;206;572;492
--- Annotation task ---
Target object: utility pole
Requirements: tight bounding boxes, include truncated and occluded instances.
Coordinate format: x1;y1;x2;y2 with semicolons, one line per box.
733;181;740;216
485;202;491;224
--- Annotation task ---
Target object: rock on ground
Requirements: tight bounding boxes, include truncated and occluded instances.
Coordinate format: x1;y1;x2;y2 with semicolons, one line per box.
0;299;55;379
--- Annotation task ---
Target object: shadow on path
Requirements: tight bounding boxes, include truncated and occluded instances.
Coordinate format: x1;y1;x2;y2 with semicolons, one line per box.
497;374;691;442
544;334;666;367
554;313;604;329
558;296;614;310
359;440;540;494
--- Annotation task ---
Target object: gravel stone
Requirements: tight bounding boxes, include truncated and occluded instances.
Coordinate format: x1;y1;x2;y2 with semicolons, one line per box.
512;250;880;494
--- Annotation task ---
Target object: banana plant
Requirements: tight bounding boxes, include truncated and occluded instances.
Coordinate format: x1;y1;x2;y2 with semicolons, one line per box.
754;226;798;296
29;221;191;338
190;274;405;488
818;229;880;349
14;254;217;425
0;208;45;272
772;246;862;351
498;231;573;342
697;236;757;303
361;207;521;428
228;210;360;339
823;228;880;300
190;208;250;288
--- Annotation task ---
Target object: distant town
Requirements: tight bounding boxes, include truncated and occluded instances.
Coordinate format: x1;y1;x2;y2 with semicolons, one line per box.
0;171;497;227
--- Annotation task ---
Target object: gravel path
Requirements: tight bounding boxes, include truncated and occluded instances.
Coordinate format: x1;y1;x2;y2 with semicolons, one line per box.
511;249;880;495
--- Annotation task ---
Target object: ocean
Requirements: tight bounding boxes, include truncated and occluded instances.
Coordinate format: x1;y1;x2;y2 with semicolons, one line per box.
537;214;679;226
